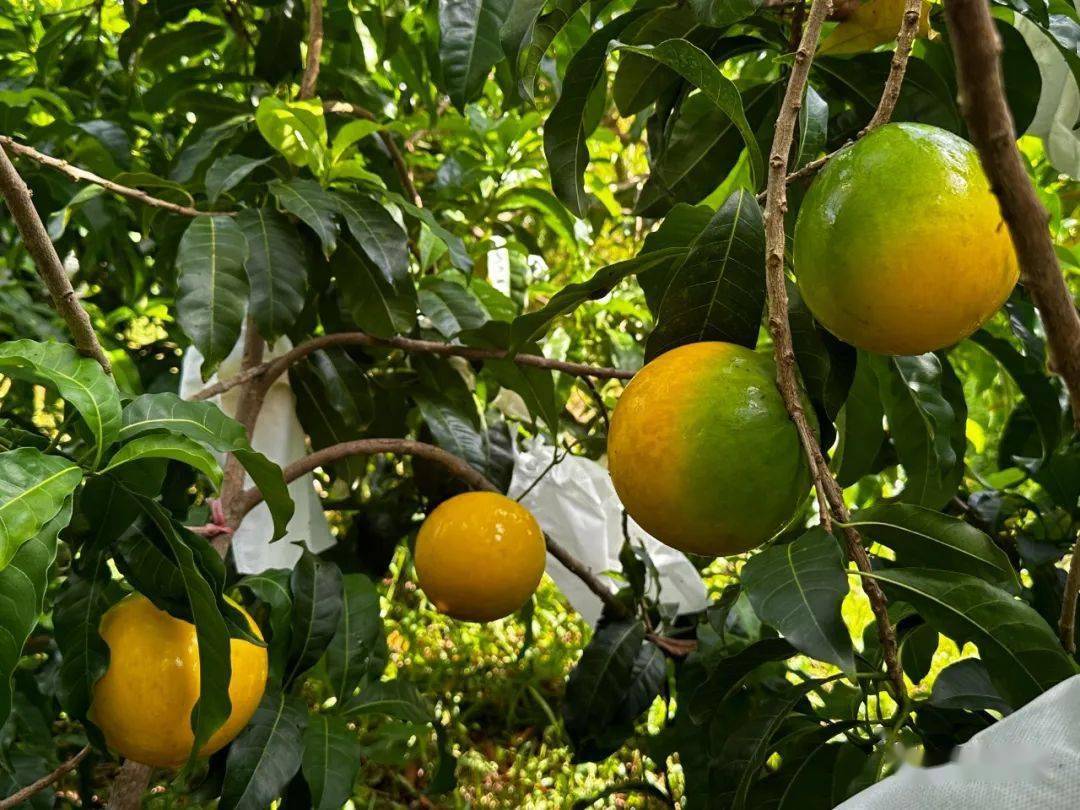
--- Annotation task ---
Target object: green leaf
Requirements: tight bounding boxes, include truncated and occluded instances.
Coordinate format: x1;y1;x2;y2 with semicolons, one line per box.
236;569;293;689
286;551;344;686
141;20;225;70
414;391;488;474
510;247;684;349
439;0;513;109
864;568;1077;708
563;619;666;762
171;116;252;183
205;155;271;204
0;448;81;570
176;215;250;378
307;349;374;430
219;693;307;810
871;353;966;509
614;38;764;188
0;339;122;468
255;96;327;174
516;0;587;99
387;192;472;271
418;277;491;338
929;658;1012;714
544;11;646;217
332;192;410;286
119;393;294;540
0;498;71;727
741;528;855;671
103;433;223;491
270;178;340;257
486;354;560;437
686;637;796;723
237;209;308;342
833;351;886;487
796;84;828;169
899;622;938;683
334;238;417;338
644;189;766;361
301;714;362;810
344;678;432;722
613;7;702;117
847;503;1020;593
688;0;762;26
325;574;383;703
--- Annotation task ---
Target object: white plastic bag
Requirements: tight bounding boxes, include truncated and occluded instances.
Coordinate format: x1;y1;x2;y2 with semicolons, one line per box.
180;331;335;573
838;674;1080;809
508;440;708;627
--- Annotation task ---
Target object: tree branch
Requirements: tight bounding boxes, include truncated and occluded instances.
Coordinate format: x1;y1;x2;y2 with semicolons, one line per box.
323;101;423;207
761;0;905;698
942;0;1080;650
0;143;112;373
106;760;152;810
235;438;627;617
191;331;633;402
0;746;90;810
757;0;925;202
0;136;220;218
299;0;323;101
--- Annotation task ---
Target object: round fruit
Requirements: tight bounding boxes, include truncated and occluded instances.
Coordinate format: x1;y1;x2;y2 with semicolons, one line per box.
793;122;1018;355
414;491;546;622
90;593;268;768
607;342;810;557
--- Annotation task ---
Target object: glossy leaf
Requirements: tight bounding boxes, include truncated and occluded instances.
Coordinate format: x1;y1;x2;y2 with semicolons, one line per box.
439;0;513;109
236;569;293;688
103;433;223;491
302;714;362;810
237;208;308;342
285;551;344;686
219;693;307;810
0;448;81;570
176;215;250;378
255;96;327;174
0;339;122;467
929;658;1012;714
419;277;491;338
834;351;886;487
742;528;855;671
334;238;417;338
205;155;271;203
325;574;383;702
269;178;340;257
333;192;409;286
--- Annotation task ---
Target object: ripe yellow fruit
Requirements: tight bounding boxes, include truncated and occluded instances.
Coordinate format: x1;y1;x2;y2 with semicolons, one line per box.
90;593;268;768
794;123;1018;355
608;342;810;557
414;491;546;622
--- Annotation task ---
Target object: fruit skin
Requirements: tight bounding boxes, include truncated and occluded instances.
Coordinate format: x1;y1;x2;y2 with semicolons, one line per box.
793;122;1018;356
607;342;810;557
414;491;546;622
90;593;268;768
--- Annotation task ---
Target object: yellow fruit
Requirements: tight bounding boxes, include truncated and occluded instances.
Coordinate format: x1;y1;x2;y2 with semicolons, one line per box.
90;593;268;768
608;342;810;557
414;491;546;622
794;123;1019;355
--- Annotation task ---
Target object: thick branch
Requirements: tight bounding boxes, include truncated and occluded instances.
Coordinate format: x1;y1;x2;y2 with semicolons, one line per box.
762;0;905;697
192;331;633;401
0;746;90;810
1061;537;1080;653
0;143;112;372
299;0;324;100
944;0;1080;429
235;438;627;617
0;136;218;217
757;0;925;202
323;101;423;207
106;760;152;810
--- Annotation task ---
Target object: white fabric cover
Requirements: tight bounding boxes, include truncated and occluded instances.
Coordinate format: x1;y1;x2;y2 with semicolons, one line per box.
180;332;335;573
508;440;708;627
838;674;1080;809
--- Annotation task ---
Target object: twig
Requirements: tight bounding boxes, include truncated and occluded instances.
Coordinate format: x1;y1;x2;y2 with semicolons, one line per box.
235;438;627;617
0;143;112;372
0;136;218;218
191;331;633;401
761;0;905;698
756;0;925;202
323;101;423;207
299;0;323;100
106;760;152;810
0;746;90;809
941;0;1080;649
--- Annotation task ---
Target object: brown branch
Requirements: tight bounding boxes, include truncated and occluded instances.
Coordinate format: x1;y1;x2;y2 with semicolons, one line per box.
323;101;423;207
942;0;1080;650
299;0;323;100
107;760;152;810
235;438;627;617
0;746;90;810
0;143;112;373
761;0;905;698
191;331;633;402
0;136;219;218
757;0;925;202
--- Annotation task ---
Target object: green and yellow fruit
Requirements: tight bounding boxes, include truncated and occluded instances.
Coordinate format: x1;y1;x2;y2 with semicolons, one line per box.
608;341;810;557
90;594;268;768
794;122;1018;356
414;491;546;622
